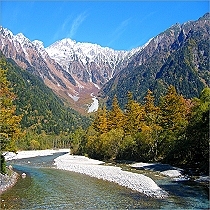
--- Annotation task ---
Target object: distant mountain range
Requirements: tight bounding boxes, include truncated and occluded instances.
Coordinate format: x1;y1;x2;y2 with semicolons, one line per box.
0;13;209;113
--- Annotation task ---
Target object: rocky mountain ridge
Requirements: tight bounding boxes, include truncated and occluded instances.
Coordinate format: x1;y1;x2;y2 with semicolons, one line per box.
100;13;210;108
0;13;209;113
45;37;149;87
0;26;147;113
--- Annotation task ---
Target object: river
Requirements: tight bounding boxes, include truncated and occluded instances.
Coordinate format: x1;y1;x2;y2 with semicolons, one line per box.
1;152;209;209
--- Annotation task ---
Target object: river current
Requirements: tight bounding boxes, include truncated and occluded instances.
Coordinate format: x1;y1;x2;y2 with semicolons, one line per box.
1;152;209;209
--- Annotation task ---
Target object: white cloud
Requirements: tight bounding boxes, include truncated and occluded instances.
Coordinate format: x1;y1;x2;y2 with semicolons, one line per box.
68;12;88;38
51;12;87;44
62;15;72;32
108;18;132;47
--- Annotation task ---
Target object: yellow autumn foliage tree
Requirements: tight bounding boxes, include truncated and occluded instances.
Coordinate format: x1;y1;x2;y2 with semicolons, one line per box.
0;61;23;152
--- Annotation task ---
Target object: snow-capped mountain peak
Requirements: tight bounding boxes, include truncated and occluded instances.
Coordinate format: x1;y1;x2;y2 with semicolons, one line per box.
0;25;151;113
14;33;32;46
32;40;45;49
45;38;131;83
0;27;14;39
47;38;76;50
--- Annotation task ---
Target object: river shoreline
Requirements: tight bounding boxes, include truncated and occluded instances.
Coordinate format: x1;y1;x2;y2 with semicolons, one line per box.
3;149;70;161
53;153;209;197
1;149;69;194
2;149;209;197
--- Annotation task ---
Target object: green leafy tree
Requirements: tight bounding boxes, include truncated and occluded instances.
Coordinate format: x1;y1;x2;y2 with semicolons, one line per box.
184;88;209;172
0;62;23;152
167;88;209;174
0;154;6;175
85;126;102;159
69;127;86;155
100;128;124;160
134;129;153;162
0;61;23;174
30;139;40;150
117;134;137;160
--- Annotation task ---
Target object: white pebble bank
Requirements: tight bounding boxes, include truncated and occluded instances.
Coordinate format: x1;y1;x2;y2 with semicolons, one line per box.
54;153;168;198
4;149;70;161
131;162;183;177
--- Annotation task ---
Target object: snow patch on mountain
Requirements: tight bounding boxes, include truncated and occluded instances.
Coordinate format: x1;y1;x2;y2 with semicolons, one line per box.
68;93;80;102
93;83;101;89
32;40;48;57
88;94;99;113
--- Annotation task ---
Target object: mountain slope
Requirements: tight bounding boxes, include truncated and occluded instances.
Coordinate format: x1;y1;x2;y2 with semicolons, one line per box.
0;27;98;113
0;27;144;113
0;51;90;134
99;13;210;108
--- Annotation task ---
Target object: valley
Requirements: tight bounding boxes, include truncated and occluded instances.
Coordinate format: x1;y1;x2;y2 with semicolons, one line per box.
0;5;209;209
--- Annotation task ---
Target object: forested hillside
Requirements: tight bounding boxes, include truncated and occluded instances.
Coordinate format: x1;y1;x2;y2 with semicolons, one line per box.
0;51;90;150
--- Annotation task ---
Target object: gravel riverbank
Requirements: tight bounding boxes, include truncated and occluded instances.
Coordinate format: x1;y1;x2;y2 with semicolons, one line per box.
4;149;70;161
0;171;19;194
54;153;168;198
4;149;200;198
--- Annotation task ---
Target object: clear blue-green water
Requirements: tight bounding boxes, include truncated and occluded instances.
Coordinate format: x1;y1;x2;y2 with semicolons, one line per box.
1;153;209;209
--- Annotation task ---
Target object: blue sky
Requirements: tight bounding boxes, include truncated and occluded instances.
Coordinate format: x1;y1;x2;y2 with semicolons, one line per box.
1;1;209;50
